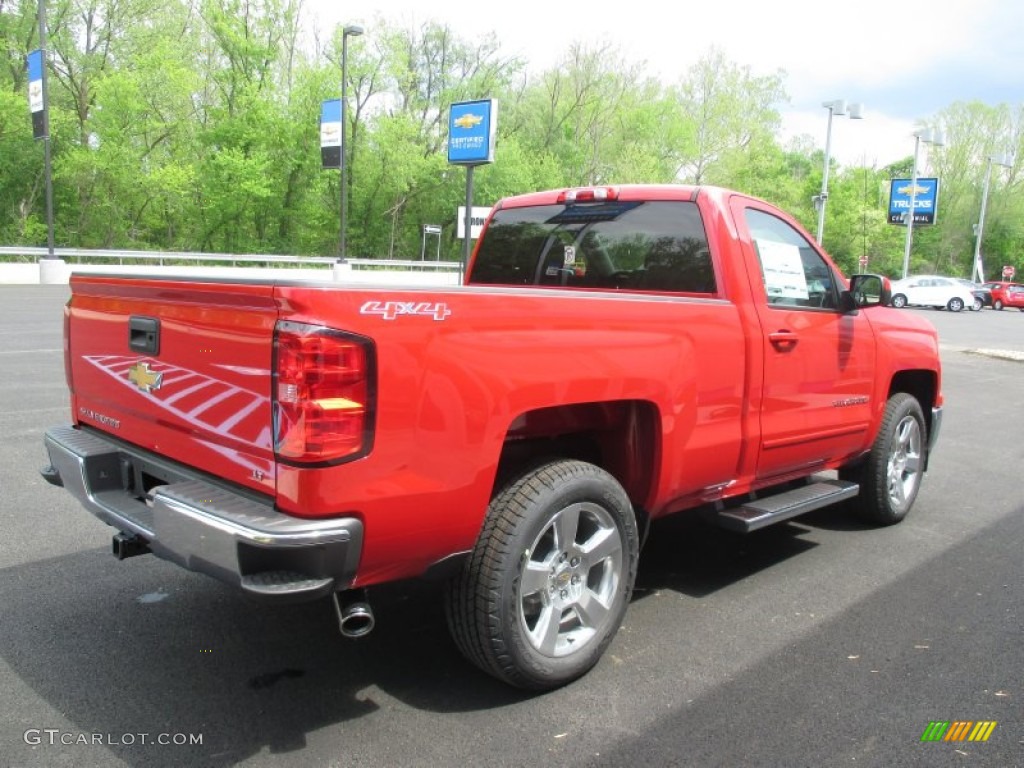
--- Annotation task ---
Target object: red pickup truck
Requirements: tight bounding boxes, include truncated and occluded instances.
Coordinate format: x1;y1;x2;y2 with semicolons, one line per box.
42;184;943;690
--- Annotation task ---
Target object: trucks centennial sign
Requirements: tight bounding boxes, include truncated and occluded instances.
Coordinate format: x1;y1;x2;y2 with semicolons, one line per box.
888;177;940;225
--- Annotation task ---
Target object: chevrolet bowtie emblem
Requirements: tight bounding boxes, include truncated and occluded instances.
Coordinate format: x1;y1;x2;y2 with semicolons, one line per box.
453;113;483;129
128;362;163;393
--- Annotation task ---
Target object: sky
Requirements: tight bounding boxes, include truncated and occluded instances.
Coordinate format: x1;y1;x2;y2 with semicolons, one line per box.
303;0;1024;169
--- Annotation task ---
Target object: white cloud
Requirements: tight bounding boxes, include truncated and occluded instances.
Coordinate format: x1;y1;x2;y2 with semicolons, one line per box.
305;0;1021;167
781;108;920;169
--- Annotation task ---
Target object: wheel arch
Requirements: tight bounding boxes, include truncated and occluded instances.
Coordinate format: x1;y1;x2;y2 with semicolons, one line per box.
494;399;660;515
888;370;938;465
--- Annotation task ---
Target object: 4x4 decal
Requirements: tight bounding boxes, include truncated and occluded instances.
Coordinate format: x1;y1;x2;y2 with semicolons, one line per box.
360;300;452;321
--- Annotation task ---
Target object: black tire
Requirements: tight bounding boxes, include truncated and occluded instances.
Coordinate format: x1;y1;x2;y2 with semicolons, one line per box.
994;299;1004;310
972;297;983;311
841;393;926;525
891;294;908;308
445;459;639;690
947;297;964;312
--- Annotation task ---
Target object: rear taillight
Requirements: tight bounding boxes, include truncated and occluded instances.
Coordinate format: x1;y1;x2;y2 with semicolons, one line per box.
273;322;376;465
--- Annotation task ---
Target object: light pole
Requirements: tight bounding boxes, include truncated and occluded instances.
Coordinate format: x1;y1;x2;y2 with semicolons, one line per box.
814;99;863;245
971;153;1013;283
900;127;945;279
339;24;363;261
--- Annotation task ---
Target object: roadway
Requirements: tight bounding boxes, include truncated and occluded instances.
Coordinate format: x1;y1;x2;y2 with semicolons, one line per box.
1;287;1021;767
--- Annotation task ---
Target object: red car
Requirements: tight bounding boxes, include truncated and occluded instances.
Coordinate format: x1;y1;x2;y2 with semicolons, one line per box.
981;281;1024;310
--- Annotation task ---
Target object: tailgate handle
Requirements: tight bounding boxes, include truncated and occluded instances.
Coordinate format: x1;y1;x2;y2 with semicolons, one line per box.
129;316;160;355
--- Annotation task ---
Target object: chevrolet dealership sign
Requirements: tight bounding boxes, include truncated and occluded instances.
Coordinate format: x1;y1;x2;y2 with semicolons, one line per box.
888;177;940;225
448;100;497;165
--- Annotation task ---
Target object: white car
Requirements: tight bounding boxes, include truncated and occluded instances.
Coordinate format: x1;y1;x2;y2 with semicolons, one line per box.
889;275;977;313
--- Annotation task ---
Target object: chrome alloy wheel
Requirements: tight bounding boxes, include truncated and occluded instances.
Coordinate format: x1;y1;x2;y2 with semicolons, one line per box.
887;414;923;513
517;501;624;657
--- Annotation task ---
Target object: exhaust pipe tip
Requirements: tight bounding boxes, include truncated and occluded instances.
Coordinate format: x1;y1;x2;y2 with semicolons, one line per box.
332;590;375;638
340;602;375;638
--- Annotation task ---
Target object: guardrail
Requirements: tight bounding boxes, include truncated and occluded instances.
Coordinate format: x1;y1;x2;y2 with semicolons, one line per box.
0;246;462;272
0;247;465;286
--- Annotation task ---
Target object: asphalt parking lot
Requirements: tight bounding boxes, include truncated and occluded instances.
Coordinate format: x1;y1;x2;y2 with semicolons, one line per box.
1;286;1021;767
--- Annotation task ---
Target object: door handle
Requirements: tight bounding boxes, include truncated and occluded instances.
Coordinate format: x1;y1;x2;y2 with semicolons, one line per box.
769;330;798;349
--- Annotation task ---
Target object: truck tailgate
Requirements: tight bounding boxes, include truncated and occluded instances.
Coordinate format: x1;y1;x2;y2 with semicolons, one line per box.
66;275;279;496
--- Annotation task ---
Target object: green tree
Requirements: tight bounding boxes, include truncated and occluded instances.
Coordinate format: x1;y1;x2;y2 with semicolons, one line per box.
345;18;522;259
0;88;46;243
927;102;1022;278
672;48;787;185
2;6;1022;271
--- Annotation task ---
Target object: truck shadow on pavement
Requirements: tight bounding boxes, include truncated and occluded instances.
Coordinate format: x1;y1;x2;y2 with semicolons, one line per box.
1;509;854;767
0;549;522;767
634;512;824;599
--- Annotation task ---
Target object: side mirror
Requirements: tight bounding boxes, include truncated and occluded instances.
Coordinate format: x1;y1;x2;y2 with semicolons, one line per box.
842;274;891;313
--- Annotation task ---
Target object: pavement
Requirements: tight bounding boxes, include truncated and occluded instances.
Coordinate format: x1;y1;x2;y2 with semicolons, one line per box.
0;287;1021;768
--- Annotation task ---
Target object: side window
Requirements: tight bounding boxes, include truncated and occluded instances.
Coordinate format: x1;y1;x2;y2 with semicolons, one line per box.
743;208;840;310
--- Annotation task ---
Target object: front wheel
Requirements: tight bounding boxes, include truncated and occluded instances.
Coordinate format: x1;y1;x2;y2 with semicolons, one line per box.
891;293;908;308
446;459;639;690
947;297;965;312
841;393;926;525
972;297;983;311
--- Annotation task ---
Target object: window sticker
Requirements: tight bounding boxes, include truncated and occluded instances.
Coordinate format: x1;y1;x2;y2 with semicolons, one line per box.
757;239;809;300
563;246;576;266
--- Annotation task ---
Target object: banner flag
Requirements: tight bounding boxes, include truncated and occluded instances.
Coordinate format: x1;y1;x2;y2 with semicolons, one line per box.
27;49;46;139
320;99;342;169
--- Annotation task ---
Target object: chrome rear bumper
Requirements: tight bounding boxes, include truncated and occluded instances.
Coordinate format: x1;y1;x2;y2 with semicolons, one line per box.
42;425;362;602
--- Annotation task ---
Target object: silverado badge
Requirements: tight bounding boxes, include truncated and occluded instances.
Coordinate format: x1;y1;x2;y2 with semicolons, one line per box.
128;362;163;393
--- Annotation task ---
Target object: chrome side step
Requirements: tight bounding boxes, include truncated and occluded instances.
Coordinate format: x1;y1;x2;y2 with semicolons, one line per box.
715;479;859;532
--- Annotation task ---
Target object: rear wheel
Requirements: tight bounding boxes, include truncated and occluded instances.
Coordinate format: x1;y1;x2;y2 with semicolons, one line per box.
972;297;983;311
891;294;908;308
841;393;926;525
445;459;639;690
994;299;1004;310
947;297;964;312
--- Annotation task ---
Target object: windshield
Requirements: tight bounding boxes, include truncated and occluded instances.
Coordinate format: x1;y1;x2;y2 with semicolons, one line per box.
468;200;715;293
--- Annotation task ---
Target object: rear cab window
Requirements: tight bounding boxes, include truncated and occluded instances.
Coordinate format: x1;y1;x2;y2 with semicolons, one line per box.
468;200;716;294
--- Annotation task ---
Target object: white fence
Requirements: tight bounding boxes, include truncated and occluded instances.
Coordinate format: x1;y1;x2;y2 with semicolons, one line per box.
0;247;464;286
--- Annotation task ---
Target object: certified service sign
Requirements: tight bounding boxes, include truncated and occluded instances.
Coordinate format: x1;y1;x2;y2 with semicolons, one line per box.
448;99;497;165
